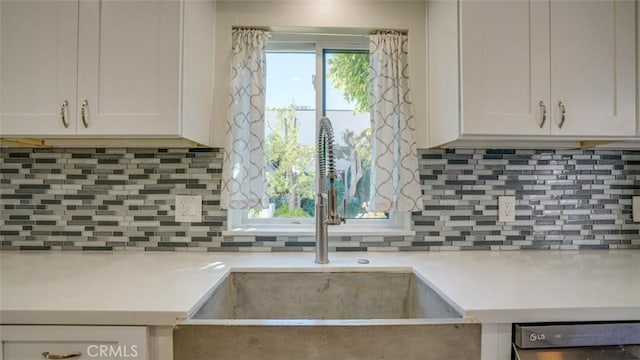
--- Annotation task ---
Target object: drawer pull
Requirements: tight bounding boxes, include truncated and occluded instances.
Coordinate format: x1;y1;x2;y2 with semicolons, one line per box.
42;351;82;359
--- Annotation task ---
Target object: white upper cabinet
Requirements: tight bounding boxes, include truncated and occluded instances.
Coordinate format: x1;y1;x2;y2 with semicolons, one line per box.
460;0;550;136
0;1;79;136
429;0;637;147
549;0;636;136
76;1;180;136
1;0;214;146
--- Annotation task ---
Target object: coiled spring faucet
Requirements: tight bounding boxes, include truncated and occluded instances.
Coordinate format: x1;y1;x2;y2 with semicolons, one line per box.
316;117;345;264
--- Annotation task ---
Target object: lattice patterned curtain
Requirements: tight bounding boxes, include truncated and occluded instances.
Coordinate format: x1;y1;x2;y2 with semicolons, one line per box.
221;28;270;210
369;31;423;212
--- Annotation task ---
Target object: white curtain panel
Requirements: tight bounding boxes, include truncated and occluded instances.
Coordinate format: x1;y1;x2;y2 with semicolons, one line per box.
221;29;269;210
369;31;423;213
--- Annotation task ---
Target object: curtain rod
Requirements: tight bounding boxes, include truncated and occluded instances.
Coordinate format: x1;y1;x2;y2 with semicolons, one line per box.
232;27;408;36
270;32;369;38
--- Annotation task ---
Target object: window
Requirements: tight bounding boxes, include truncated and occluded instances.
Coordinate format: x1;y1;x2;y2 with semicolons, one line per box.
227;32;410;234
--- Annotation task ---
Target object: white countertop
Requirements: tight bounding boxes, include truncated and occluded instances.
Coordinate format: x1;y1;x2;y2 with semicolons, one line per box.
0;250;638;326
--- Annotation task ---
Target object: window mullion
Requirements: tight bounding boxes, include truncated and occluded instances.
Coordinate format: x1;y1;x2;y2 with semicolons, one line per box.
315;42;324;200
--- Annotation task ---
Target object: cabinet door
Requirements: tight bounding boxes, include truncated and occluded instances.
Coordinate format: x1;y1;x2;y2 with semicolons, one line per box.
76;0;180;136
0;1;78;136
460;0;550;136
550;0;636;136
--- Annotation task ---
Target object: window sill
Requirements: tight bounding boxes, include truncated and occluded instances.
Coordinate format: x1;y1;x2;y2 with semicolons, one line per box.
223;226;415;237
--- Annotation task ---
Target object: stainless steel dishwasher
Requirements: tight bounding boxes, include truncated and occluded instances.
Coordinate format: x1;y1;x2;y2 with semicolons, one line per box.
512;322;640;360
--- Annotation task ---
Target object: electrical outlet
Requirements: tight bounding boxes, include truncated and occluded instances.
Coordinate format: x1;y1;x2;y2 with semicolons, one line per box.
175;195;202;223
633;196;640;222
498;196;516;222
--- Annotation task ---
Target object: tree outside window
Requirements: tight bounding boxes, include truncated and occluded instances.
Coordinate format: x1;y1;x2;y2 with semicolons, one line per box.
254;50;385;220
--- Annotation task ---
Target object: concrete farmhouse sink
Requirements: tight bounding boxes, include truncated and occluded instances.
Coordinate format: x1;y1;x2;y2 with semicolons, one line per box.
191;270;463;320
174;269;480;360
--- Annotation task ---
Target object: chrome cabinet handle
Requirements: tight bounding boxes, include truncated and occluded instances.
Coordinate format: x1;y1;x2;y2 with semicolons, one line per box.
42;351;82;359
538;101;547;128
60;100;69;128
81;99;89;128
558;101;566;129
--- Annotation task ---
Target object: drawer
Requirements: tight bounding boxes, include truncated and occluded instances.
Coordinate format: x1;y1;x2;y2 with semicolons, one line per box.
0;326;148;360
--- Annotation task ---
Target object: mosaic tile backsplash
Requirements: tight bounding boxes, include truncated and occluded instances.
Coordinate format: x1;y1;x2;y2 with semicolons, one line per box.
1;148;639;251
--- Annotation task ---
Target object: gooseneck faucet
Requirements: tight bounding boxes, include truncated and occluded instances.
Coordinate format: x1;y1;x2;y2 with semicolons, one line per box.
315;117;345;264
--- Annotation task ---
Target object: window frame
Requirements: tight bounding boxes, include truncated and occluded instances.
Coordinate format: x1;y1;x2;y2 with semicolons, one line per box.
225;34;414;236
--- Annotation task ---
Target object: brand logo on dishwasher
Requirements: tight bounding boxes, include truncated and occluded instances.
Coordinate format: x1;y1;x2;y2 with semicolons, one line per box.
529;332;546;342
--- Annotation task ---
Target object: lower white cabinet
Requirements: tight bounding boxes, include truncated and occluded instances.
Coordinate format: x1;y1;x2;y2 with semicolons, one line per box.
0;326;148;360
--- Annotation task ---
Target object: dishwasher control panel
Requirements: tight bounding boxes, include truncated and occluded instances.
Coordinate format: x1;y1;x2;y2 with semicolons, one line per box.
515;323;640;349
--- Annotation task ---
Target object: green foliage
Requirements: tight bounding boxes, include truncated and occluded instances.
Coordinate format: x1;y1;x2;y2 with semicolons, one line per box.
273;204;311;218
301;198;316;217
262;52;377;219
335;128;373;218
326;52;376;217
326;53;370;114
264;104;315;217
248;208;261;218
